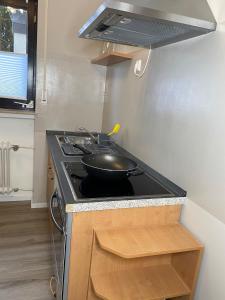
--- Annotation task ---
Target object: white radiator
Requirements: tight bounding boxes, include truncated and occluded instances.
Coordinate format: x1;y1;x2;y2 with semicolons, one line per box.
0;142;13;195
0;143;33;195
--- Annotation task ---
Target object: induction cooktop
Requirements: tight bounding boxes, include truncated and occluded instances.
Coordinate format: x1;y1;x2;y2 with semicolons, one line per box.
63;161;174;202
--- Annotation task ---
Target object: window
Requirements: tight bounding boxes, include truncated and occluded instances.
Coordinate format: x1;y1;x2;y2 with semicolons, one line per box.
0;0;37;111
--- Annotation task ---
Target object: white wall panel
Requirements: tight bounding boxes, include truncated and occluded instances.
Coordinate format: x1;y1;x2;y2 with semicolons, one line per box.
33;0;106;205
103;30;225;224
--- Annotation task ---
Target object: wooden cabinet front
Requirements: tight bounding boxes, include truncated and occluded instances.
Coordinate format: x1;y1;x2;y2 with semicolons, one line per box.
66;206;203;300
67;205;183;300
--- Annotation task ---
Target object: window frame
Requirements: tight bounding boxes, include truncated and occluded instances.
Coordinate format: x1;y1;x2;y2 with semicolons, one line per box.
0;0;37;111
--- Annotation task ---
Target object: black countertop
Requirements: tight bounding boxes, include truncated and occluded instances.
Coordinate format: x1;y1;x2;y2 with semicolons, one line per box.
46;130;186;206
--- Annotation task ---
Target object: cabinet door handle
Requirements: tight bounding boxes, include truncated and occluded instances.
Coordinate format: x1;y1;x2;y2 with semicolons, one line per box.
50;276;57;298
50;191;64;234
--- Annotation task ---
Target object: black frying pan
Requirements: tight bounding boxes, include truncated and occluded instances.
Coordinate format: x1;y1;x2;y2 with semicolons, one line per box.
81;154;142;181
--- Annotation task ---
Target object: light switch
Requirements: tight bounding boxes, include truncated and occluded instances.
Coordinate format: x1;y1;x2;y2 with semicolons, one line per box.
41;89;48;104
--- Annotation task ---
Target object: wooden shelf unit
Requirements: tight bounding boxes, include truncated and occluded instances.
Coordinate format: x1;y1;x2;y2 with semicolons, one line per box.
88;224;203;300
95;224;202;258
91;52;133;66
91;264;190;300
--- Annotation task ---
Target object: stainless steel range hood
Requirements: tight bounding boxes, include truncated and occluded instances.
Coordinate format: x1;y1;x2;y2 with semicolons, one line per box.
79;0;217;49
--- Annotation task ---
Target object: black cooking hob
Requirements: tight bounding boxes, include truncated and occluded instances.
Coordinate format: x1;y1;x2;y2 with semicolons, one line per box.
64;162;174;201
61;143;115;156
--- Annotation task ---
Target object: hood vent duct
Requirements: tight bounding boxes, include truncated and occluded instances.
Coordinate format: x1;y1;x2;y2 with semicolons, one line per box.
79;0;217;49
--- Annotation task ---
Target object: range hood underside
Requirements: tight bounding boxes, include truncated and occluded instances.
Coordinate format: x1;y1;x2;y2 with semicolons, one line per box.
79;1;217;49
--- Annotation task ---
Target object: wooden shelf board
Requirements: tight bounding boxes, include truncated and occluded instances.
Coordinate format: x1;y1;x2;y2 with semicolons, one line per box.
91;52;133;66
95;224;203;259
91;264;191;300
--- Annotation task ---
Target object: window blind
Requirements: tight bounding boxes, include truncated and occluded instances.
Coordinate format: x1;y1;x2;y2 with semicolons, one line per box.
0;51;28;100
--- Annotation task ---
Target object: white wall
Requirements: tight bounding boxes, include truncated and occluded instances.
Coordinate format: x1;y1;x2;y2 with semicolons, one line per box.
33;0;106;205
102;1;225;299
0;113;34;201
103;29;225;224
207;0;225;23
36;0;106;132
182;199;225;300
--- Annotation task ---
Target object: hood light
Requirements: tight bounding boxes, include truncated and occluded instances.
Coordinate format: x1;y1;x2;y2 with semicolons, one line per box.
120;18;132;25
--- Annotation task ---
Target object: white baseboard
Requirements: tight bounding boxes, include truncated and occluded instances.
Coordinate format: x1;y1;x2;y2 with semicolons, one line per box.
31;202;48;208
0;193;32;202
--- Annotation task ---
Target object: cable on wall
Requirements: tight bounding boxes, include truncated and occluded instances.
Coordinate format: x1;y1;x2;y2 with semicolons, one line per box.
134;47;152;79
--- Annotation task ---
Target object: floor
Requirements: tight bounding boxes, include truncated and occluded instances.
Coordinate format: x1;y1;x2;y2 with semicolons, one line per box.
0;201;54;300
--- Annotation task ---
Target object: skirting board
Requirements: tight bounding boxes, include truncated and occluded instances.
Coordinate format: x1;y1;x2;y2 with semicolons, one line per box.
31;202;48;208
0;193;32;202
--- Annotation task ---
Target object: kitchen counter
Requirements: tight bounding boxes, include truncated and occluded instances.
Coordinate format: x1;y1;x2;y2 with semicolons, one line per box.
47;132;202;300
46;130;187;213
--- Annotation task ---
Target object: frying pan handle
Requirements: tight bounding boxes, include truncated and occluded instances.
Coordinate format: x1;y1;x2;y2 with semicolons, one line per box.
71;173;86;180
73;144;92;155
127;169;144;177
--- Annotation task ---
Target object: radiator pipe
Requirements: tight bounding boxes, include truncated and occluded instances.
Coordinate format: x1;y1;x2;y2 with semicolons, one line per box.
2;143;5;194
12;145;34;151
6;142;11;195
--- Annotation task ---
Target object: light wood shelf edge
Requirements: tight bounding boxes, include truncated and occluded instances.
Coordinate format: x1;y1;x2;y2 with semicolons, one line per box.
91;264;191;300
91;51;133;66
95;224;203;259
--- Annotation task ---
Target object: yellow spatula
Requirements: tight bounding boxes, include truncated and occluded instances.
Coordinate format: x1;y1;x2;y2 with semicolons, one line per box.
107;123;121;136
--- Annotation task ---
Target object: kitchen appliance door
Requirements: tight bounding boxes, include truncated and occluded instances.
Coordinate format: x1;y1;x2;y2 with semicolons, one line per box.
50;190;66;300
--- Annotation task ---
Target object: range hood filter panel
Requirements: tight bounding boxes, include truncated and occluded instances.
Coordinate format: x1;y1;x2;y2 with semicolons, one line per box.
79;0;217;49
88;16;210;48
